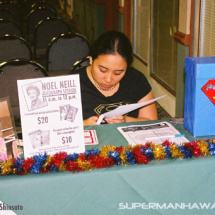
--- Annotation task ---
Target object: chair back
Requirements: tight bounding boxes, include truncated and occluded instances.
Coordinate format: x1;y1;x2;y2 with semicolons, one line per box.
0;8;16;23
71;56;90;73
27;7;57;43
47;33;90;73
22;0;44;17
0;2;20;24
0;35;32;63
29;2;56;15
34;17;71;59
0;19;22;36
0;58;48;118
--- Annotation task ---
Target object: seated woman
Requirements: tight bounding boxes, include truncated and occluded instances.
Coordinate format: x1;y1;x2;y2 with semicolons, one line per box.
73;30;157;126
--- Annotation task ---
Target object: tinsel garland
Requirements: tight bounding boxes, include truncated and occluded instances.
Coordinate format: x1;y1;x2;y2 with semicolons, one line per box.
1;139;215;176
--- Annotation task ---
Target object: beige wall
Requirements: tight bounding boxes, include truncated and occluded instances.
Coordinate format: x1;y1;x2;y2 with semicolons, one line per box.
132;58;176;117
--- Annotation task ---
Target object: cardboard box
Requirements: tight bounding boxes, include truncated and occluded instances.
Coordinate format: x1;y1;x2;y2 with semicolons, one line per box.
184;56;215;136
0;123;7;162
0;98;23;159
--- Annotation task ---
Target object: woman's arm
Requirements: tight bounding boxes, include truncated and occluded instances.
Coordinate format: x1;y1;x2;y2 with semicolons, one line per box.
83;116;99;126
83;90;157;125
105;91;158;124
124;91;158;122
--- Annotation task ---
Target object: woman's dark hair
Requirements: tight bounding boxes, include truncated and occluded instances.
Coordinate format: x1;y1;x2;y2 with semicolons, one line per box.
90;31;133;67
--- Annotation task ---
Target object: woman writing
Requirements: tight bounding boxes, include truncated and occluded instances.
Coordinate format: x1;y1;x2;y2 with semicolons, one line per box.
73;31;157;126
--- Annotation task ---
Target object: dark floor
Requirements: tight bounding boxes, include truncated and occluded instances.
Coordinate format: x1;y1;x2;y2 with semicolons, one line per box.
156;102;171;119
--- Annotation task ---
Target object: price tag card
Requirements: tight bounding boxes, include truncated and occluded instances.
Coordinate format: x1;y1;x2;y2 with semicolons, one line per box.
84;130;99;145
17;75;85;158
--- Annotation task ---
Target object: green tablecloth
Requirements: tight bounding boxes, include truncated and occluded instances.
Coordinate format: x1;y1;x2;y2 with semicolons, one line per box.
1;120;215;215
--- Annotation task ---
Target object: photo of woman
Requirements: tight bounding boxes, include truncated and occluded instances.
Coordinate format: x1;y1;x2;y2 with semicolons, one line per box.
26;84;48;111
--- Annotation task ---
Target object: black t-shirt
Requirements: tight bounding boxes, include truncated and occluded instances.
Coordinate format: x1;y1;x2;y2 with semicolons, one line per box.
72;67;152;119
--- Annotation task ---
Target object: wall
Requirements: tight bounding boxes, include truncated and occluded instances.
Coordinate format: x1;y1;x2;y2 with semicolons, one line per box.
175;44;189;117
72;0;105;45
132;58;176;117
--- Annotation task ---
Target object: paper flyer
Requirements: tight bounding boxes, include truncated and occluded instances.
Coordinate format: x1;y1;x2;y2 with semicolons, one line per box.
96;95;166;125
17;75;85;158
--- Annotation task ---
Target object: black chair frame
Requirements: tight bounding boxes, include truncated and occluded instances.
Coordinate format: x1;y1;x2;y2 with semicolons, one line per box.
70;56;90;73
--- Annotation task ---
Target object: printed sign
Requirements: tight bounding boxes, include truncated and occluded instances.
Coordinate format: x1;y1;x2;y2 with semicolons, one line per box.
17;75;85;158
202;79;215;105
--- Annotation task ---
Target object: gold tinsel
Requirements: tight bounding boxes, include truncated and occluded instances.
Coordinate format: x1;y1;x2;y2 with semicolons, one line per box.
197;140;210;156
77;158;93;171
99;145;116;158
59;161;67;172
119;147;128;165
152;144;166;160
43;155;51;171
1;159;13;175
170;144;184;159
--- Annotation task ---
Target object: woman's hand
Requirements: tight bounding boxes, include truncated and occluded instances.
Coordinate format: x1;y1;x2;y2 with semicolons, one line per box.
83;116;99;126
105;116;125;124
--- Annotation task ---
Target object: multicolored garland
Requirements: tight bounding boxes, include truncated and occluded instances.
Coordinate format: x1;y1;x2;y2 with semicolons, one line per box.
1;139;215;176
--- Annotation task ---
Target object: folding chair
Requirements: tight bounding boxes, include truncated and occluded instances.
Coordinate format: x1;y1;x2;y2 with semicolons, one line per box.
46;33;90;74
0;35;32;63
0;58;48;118
22;0;44;17
70;56;90;73
34;17;71;61
0;2;21;24
0;19;22;36
28;1;56;16
27;7;57;44
0;8;17;23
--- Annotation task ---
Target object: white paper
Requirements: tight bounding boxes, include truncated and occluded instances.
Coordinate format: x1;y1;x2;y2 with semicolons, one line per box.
17;75;85;158
84;130;99;145
117;121;189;146
96;95;165;125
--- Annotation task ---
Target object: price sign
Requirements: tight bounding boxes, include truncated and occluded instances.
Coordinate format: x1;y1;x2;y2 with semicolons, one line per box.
17;75;85;158
37;117;48;124
62;136;72;144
